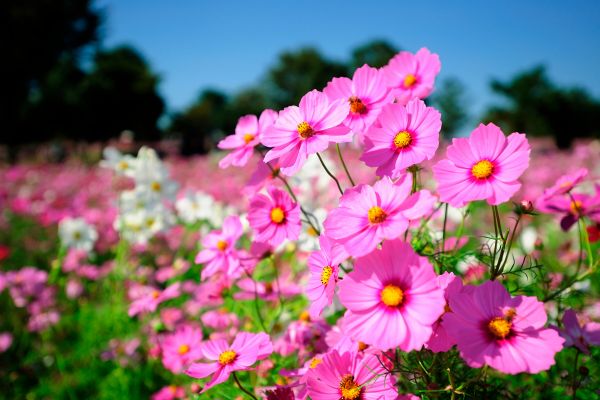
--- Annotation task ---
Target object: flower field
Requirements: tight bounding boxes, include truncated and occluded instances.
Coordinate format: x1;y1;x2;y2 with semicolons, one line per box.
1;48;600;400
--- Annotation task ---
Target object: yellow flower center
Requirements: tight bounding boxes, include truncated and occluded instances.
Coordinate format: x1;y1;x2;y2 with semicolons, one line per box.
471;160;494;179
151;181;162;192
380;284;404;307
339;374;362;400
73;231;82;240
297;121;315;139
270;207;286;224
151;290;160;299
570;200;583;215
216;240;228;251
357;341;369;351
243;133;255;144
177;344;190;355
320;266;334;285
404;73;417;88
299;310;311;322
218;349;237;365
367;206;387;224
118;160;129;170
488;317;512;339
306;226;319;237
393;131;412;149
309;357;322;369
349;96;367;114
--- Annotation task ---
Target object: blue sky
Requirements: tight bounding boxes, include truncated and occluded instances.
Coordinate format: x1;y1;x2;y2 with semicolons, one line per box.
98;0;600;118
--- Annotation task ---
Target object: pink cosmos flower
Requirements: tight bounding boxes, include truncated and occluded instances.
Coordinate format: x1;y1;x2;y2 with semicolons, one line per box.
195;216;243;280
306;236;347;319
201;309;239;331
442;280;564;374
262;90;351;175
432;123;531;207
306;350;397;400
540;168;588;199
324;175;435;258
552;309;600;354
425;272;465;352
161;325;204;373
361;99;441;178
339;240;445;351
128;282;181;317
384;47;441;105
218;109;278;168
0;332;13;353
151;385;185;400
323;65;392;136
186;332;273;393
537;185;600;231
248;186;301;246
244;160;281;196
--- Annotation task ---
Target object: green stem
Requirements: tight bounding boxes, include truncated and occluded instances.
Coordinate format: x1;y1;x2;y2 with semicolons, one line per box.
441;203;449;253
572;350;580;399
336;143;356;186
232;371;258;400
316;152;344;195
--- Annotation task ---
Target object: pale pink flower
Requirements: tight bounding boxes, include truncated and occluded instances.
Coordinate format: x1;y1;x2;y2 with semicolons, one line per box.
161;325;204;373
262;90;351;175
384;47;441;104
324;175;435;258
306;236;347;319
361;99;441;178
323;65;392;137
248;186;301;246
306;350;397;400
128;282;181;317
186;332;273;393
195;216;244;280
218;109;277;168
432;123;530;207
339;240;445;351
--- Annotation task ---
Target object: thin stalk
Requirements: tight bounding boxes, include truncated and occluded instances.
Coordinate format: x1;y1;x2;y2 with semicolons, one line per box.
336;143;355;186
500;214;523;271
572;350;580;399
316;152;344;194
232;371;258;400
441;203;449;253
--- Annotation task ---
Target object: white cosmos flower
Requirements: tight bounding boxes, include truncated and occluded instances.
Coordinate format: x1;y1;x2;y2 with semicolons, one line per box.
100;147;137;177
58;217;98;252
175;192;216;224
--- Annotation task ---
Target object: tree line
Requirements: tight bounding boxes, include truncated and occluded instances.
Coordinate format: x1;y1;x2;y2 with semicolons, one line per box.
2;0;599;156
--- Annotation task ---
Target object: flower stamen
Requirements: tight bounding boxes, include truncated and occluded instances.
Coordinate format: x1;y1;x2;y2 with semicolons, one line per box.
471;160;494;179
297;121;315;139
380;284;404;307
368;206;387;224
218;349;237;365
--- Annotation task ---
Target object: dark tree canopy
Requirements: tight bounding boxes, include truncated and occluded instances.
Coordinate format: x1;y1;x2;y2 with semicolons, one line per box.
431;78;469;138
1;0;102;145
350;39;399;70
264;47;347;108
483;66;600;149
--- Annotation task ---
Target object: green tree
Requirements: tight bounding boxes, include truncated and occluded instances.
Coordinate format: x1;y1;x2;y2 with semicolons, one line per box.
1;0;102;146
431;78;469;138
264;47;347;108
77;46;165;141
483;66;600;148
349;39;398;70
169;89;229;155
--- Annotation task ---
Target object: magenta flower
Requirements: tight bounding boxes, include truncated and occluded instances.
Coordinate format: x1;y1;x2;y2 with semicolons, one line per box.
361;99;441;178
262;90;351;175
552;309;600;354
540;168;588;199
324;175;435;258
442;280;564;374
248;186;301;246
384;47;441;105
537;185;600;231
425;272;465;353
161;325;204;373
151;385;185;400
306;350;397;400
338;240;445;351
128;283;181;317
234;271;302;302
218;109;277;168
432;123;530;207
185;332;273;393
306;236;347;319
323;64;392;137
195;216;243;280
